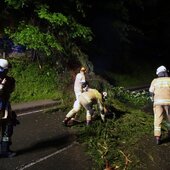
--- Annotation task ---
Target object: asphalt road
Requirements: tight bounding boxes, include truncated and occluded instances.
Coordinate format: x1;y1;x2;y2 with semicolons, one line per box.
0;101;93;170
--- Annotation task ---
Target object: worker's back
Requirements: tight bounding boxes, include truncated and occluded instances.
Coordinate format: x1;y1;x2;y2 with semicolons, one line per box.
80;88;102;103
149;77;170;105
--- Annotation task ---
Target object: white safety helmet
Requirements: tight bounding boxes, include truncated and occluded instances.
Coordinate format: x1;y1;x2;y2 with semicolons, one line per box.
102;92;107;99
156;65;167;75
0;59;9;69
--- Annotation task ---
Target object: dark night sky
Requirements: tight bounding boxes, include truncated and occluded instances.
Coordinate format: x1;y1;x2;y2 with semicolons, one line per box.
85;1;170;75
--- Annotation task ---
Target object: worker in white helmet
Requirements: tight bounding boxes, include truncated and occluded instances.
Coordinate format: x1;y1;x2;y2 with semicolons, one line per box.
149;65;170;145
70;67;87;121
63;82;107;126
74;67;87;100
0;58;18;157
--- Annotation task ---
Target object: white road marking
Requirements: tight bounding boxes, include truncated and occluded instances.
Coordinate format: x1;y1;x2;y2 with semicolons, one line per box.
16;106;74;170
17;109;45;117
17;107;54;117
16;142;77;170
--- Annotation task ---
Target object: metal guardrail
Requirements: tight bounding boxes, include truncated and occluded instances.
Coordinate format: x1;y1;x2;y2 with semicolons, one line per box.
125;85;150;92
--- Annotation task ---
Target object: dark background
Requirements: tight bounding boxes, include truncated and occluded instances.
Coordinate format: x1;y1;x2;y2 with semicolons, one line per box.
85;0;170;74
1;0;170;75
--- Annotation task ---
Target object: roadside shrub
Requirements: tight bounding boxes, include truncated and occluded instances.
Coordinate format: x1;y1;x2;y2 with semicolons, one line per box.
75;85;153;170
112;87;150;107
8;58;72;103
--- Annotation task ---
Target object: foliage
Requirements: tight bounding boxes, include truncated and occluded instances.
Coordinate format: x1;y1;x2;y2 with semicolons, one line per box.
1;0;149;70
5;24;63;56
2;2;93;68
100;63;155;88
37;6;69;26
112;87;150;107
74;83;153;169
1;0;170;70
9;58;72;103
4;0;26;9
37;6;93;41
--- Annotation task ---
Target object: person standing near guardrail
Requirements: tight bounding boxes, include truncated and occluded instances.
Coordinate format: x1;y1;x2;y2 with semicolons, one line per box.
63;67;87;124
0;58;18;157
149;65;170;145
74;67;87;100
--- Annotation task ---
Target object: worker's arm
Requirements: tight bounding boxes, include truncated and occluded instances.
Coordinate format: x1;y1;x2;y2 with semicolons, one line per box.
149;92;154;102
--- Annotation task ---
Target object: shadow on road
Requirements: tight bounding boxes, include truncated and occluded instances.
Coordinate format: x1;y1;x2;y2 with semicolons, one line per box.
16;133;75;156
161;137;170;144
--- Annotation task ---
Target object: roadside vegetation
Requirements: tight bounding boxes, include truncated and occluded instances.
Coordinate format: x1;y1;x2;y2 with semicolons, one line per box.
9;58;72;103
73;84;154;170
1;1;167;169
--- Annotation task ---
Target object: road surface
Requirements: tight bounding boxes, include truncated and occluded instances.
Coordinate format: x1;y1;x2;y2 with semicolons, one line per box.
0;101;93;170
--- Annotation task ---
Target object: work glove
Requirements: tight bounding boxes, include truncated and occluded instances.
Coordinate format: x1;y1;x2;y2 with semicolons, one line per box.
149;92;154;102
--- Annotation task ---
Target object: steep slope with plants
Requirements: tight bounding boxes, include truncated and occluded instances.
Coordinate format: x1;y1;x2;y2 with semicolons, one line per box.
8;58;73;103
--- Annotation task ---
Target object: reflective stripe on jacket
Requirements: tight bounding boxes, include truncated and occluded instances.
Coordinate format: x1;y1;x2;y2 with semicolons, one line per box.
149;77;170;105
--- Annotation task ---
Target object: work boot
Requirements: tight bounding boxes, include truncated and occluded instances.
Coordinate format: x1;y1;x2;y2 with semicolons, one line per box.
155;136;161;145
62;117;71;126
0;141;16;158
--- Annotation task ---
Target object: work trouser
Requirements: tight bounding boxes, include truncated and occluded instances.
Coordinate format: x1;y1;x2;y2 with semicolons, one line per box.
73;91;82;119
0;119;15;157
0;109;6;141
66;100;81;118
79;95;93;122
1;119;13;144
0;117;14;156
75;91;82;101
153;105;170;136
0;102;13;144
66;96;93;123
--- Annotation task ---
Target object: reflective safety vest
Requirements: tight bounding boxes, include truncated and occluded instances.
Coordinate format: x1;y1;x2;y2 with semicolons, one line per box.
149;77;170;105
79;88;104;110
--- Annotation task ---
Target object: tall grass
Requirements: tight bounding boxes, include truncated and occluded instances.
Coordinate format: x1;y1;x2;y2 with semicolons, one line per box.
74;85;154;170
103;69;155;87
8;58;72;103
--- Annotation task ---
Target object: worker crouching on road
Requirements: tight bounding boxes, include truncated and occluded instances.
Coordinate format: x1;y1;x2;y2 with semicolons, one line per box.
0;58;19;158
63;82;107;126
149;65;170;145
